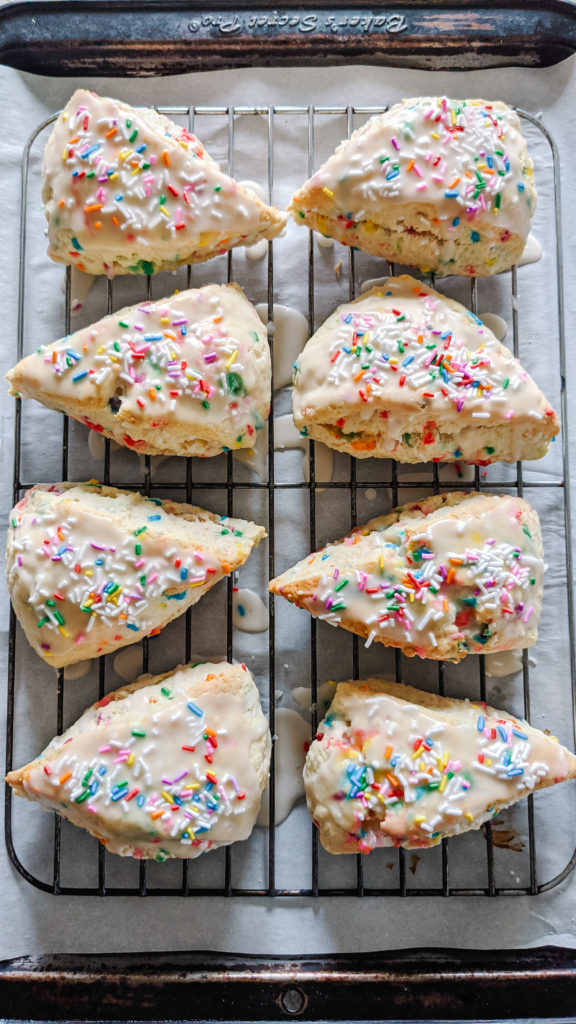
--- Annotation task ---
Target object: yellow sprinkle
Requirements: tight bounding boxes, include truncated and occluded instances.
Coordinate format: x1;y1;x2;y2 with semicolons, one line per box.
430;132;440;140
409;592;414;603
161;790;173;804
160;317;171;324
97;345;106;355
160;206;170;218
127;753;134;767
419;760;426;772
414;816;425;824
61;148;67;162
439;775;447;793
378;552;385;573
130;167;141;177
188;578;206;588
412;745;424;760
58;626;70;638
225;350;238;370
322;186;334;198
465;813;474;821
108;172;118;181
486;758;492;766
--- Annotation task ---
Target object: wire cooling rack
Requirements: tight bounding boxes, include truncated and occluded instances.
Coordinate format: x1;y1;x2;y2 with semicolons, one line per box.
4;104;576;898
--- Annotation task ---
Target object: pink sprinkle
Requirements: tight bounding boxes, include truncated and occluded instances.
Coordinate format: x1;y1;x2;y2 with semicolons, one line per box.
523;606;534;623
391;137;400;151
416;182;428;191
98;746;111;753
506;410;515;420
134;559;146;569
204;353;218;364
333;568;339;579
147;573;159;584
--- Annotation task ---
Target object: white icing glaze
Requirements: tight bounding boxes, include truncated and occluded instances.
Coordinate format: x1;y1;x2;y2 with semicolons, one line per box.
19;664;269;859
271;493;543;661
274;413;333;484
238;180;267;203
7;482;263;667
43;90;285;275
88;431;120;460
292;276;557;463
485;650;523;677
305;679;574;851
316;233;335;249
233;588;269;633
255;302;310;391
365;488;377;502
113;647;144;681
9;284;270;458
517;234;542;267
361;277;388;293
232;424;268;481
68;266;96;315
245;239;269;262
478;312;507;343
257;708;308;827
63;660;93;681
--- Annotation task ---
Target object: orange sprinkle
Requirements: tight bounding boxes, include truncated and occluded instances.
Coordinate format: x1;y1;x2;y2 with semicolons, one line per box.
353;370;365;383
68;136;79;145
384;745;393;760
213;316;223;323
58;199;66;209
446;567;456;585
443;598;449;613
406;159;415;172
148;388;156;401
448;177;460;188
449;557;463;566
385;772;399;787
59;772;72;785
150;810;164;820
111;216;120;227
94;221;101;229
84;203;103;213
52;351;57;363
417;334;424;344
162;151;170;166
105;127;118;138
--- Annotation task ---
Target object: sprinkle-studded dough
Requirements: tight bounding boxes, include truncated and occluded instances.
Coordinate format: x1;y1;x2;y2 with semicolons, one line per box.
292;276;559;464
7;482;266;667
43;89;287;276
269;492;544;662
7;284;271;458
6;661;271;860
304;677;576;853
289;97;536;277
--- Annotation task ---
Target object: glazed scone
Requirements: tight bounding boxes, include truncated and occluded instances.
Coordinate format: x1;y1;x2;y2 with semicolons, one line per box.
7;284;270;458
292;276;559;463
304;677;576;853
43;89;287;275
269;492;543;662
7;482;265;667
6;661;271;860
289;97;536;277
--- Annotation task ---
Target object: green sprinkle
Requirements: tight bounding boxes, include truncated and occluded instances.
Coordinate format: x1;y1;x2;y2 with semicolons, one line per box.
502;378;509;389
202;399;210;409
522;526;532;539
133;526;147;536
484;446;495;454
160;687;172;699
82;769;93;786
220;528;230;535
75;790;91;804
46;598;56;608
159;195;166;204
118;320;130;328
227;371;246;396
214;185;221;192
54;611;65;626
131;729;146;738
334;578;349;592
135;543;141;555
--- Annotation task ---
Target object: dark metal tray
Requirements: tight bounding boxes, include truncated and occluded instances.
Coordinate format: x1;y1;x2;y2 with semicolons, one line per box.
2;0;576;77
0;946;575;1020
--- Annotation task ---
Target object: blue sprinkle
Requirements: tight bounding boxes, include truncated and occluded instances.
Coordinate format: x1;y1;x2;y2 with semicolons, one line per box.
136;144;147;153
126;623;140;632
166;591;186;600
477;715;485;732
98;766;107;777
57;545;67;556
181;326;187;336
137;794;145;807
445;189;459;198
72;370;89;382
147;514;162;521
506;767;524;777
195;827;209;835
71;237;83;251
67;349;82;361
468;312;484;326
343;345;351;354
237;604;246;617
518;182;525;192
115;194;123;202
452;217;460;226
180;568;188;581
144;334;163;342
497;725;508;743
80;144;102;159
95;558;104;566
386;169;399;181
187;700;204;717
402;355;414;367
470;231;480;243
512;728;528;740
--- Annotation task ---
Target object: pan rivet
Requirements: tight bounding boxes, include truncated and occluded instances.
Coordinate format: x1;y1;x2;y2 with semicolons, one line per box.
280;986;306;1015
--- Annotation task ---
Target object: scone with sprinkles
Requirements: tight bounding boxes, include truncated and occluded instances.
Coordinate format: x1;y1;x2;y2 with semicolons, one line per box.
7;284;270;458
42;89;287;276
269;492;543;662
7;482;265;667
289;97;536;277
292;276;559;463
7;661;271;860
304;678;576;853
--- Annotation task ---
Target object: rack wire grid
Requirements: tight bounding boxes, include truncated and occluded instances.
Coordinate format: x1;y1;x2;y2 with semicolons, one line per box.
5;103;576;899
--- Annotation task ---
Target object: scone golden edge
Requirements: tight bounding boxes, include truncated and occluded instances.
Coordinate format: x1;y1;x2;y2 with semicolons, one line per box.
7;661;271;860
269;492;544;662
7;283;271;458
289;97;536;277
43;89;287;275
292;276;559;464
7;482;266;667
304;678;576;853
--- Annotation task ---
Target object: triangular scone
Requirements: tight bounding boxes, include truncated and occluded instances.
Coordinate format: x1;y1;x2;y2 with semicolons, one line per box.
292;276;559;464
7;482;265;667
269;492;543;662
289;97;536;277
304;677;576;853
7;284;270;458
42;89;287;275
7;661;271;860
